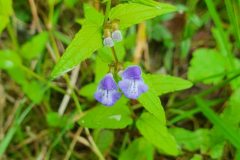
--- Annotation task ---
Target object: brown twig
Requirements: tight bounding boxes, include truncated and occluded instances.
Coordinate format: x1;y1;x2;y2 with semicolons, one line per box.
64;128;83;160
58;65;81;115
133;22;151;70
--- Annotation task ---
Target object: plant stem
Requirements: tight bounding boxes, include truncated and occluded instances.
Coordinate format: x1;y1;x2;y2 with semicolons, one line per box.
85;128;106;160
104;0;112;24
111;47;120;74
111;47;119;64
7;23;19;50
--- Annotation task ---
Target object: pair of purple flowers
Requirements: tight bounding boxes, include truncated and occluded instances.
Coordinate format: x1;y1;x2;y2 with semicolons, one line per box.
94;66;148;106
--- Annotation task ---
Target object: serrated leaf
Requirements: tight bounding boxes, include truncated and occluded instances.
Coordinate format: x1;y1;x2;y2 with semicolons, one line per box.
51;21;103;79
119;137;154;160
109;2;176;29
21;32;48;60
136;112;179;156
78;98;132;129
147;74;192;96
188;48;227;84
138;74;166;124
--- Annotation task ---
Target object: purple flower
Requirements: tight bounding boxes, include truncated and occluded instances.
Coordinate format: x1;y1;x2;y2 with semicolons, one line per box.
118;66;148;99
94;73;121;106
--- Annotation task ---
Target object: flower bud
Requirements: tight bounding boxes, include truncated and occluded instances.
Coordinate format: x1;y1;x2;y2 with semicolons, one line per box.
103;28;114;47
103;37;114;47
112;30;122;42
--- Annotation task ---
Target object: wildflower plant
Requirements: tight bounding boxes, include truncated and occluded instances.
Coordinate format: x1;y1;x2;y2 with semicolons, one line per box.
1;0;240;159
49;0;193;157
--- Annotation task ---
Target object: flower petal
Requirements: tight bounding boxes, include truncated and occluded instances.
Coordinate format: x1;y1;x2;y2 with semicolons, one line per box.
95;73;121;106
121;66;142;80
99;73;118;90
119;79;148;99
94;89;121;106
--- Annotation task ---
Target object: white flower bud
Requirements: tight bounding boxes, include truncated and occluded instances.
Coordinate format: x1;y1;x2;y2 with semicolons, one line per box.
112;30;122;42
103;37;114;47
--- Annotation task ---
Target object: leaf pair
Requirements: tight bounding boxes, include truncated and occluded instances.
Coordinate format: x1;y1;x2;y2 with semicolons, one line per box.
50;2;176;79
78;73;192;156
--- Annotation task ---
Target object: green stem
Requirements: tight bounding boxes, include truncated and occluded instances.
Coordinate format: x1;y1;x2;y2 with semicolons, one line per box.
111;47;119;64
7;24;19;50
110;47;120;75
85;128;106;160
104;0;112;24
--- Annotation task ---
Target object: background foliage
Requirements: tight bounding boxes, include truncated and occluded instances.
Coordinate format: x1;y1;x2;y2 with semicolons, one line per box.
0;0;240;160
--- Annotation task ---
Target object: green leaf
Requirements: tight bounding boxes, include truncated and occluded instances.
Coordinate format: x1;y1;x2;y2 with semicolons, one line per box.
119;137;154;160
147;74;193;96
136;112;179;156
46;112;73;128
0;50;21;70
0;0;12;34
230;58;240;89
97;47;114;63
138;74;166;124
22;81;45;104
169;127;210;152
63;0;78;8
84;4;104;26
95;56;109;83
21;32;48;60
191;154;203;160
79;83;97;99
221;88;240;126
109;2;176;29
188;48;227;84
131;0;169;7
51;21;103;79
93;129;114;154
114;41;126;61
138;89;166;124
7;67;27;85
78;98;132;129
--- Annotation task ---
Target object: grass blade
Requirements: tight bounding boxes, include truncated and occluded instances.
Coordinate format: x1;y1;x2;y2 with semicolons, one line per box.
195;96;240;149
